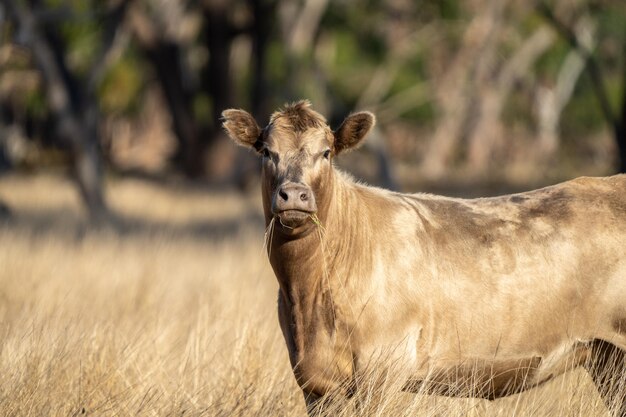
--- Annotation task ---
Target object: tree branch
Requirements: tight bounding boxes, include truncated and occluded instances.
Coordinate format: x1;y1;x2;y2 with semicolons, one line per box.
86;0;131;94
538;2;616;126
1;0;108;218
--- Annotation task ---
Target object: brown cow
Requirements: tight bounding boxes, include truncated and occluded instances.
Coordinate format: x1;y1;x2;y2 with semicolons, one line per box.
222;101;626;416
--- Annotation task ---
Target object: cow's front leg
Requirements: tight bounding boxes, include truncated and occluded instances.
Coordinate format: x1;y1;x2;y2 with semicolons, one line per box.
303;391;334;416
278;291;353;413
294;360;351;415
300;376;356;416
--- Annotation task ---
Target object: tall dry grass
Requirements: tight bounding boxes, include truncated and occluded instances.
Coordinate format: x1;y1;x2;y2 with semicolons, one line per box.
0;174;618;416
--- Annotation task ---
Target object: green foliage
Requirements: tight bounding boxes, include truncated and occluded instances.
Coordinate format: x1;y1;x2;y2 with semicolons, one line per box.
535;40;570;81
98;52;144;115
5;0;625;175
193;94;212;128
325;30;378;105
389;54;434;122
561;72;623;138
596;3;626;39
419;0;461;20
51;0;102;76
266;41;288;88
502;88;534;130
25;89;48;120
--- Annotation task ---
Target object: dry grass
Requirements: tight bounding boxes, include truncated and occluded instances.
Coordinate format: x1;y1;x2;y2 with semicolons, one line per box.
0;173;617;416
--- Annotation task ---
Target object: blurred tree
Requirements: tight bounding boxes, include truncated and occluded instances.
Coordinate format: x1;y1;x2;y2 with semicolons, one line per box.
127;0;277;179
539;1;626;173
0;0;624;205
128;0;205;176
1;0;129;220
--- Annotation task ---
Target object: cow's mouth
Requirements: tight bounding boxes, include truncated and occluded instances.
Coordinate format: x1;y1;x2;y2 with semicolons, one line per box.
275;209;314;228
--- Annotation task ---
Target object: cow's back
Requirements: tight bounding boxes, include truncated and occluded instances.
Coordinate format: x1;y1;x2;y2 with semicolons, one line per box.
409;175;626;347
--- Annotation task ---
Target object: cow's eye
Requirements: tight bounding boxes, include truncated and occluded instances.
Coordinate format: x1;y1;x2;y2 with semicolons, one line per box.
323;149;331;159
262;148;270;158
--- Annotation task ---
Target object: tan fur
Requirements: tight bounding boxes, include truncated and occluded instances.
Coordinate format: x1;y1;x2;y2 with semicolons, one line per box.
222;102;626;414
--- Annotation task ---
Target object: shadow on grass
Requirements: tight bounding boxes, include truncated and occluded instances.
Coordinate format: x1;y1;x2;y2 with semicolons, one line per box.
0;206;265;242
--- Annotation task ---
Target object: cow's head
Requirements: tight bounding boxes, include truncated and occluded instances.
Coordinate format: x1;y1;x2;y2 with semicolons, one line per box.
222;100;374;233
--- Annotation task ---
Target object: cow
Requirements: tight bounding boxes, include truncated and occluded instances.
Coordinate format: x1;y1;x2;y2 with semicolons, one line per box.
222;100;626;416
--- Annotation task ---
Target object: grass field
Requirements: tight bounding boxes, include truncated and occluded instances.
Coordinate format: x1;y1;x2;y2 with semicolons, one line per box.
0;173;615;416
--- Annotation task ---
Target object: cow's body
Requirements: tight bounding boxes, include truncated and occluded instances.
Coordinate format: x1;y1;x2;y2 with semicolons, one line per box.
275;173;626;400
223;101;626;415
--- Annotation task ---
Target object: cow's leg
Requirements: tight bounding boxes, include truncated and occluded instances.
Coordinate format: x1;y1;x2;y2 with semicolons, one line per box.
584;340;626;417
303;391;340;416
299;374;357;416
303;392;323;416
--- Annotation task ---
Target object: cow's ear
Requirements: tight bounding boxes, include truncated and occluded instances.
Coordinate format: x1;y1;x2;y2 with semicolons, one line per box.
333;111;375;154
222;109;262;150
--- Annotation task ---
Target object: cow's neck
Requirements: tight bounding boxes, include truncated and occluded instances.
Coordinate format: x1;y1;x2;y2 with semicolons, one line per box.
267;171;368;342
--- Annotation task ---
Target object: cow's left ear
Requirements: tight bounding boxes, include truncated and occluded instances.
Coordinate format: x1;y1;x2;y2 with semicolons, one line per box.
333;111;375;154
222;109;262;149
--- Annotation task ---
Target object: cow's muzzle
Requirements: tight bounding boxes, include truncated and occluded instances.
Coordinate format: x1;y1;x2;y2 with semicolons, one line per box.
272;182;317;228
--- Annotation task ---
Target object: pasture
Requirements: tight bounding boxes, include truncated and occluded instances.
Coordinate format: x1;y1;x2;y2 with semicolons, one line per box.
0;173;617;416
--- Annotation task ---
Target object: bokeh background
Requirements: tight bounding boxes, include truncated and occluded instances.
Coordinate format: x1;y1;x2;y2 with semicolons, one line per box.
1;0;625;218
0;0;625;415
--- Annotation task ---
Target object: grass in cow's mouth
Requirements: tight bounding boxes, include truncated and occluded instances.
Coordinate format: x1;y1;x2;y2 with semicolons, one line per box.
277;214;294;229
264;216;276;256
310;213;325;234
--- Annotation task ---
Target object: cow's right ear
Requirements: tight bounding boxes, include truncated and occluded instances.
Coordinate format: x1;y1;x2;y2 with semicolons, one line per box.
221;109;262;150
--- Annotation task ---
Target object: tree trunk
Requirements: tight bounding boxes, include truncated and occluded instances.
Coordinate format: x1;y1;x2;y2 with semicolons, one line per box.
3;0;108;221
127;5;203;176
421;0;503;179
617;42;626;173
539;2;626;173
203;2;234;128
249;0;275;119
466;26;555;172
146;42;202;175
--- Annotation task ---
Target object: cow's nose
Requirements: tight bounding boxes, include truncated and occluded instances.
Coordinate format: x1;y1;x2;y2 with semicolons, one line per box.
274;183;316;214
278;184;310;203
